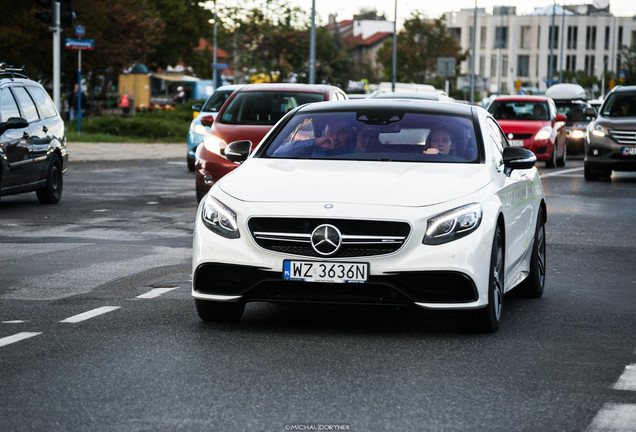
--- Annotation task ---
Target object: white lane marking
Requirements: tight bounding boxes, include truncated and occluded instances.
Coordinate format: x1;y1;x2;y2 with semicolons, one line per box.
540;167;584;178
60;306;121;323
2;320;27;324
586;404;636;432
0;332;42;348
614;364;636;391
136;287;179;299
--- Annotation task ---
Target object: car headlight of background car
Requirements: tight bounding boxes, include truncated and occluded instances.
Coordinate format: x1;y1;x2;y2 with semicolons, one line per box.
203;134;227;156
588;123;608;138
570;129;586;139
201;195;240;238
423;203;482;245
534;126;554;141
190;123;208;137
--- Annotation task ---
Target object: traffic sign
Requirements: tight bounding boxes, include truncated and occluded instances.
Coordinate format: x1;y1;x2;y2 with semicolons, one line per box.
65;38;94;50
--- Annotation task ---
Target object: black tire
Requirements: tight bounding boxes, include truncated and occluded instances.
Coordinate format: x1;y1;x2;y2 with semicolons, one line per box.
457;224;504;333
516;207;546;298
556;142;566;167
36;155;63;204
187;156;195;172
545;143;557;168
196;184;207;203
584;164;599;181
195;299;245;322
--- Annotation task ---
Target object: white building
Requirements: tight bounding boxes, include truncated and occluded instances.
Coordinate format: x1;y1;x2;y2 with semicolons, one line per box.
445;2;636;96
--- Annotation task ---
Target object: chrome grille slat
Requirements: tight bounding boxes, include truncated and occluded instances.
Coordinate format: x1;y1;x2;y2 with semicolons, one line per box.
248;217;411;258
610;129;636;145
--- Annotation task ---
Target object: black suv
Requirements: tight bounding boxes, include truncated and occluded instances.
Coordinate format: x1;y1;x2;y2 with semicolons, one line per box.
0;63;67;203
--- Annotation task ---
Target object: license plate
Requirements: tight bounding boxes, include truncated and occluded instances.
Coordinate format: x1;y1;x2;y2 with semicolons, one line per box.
283;260;368;284
510;140;524;147
621;147;636;156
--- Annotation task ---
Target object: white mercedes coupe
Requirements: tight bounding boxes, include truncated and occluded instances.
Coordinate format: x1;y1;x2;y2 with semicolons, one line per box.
192;100;546;332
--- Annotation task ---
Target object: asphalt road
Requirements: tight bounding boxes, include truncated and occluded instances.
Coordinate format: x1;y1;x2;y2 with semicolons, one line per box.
1;145;635;432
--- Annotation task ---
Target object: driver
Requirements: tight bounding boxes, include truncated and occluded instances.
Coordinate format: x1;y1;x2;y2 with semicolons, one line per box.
423;127;453;155
273;118;356;157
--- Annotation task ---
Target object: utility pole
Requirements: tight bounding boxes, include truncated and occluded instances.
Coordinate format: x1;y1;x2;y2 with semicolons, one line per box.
391;0;397;92
53;1;61;110
470;1;477;104
309;0;316;84
548;0;556;88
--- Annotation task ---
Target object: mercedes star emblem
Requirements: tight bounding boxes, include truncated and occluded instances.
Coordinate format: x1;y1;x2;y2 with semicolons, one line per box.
311;224;342;256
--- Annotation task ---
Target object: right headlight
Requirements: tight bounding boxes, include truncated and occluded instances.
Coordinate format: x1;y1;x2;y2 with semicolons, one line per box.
191;123;208;136
423;203;482;245
201;195;239;239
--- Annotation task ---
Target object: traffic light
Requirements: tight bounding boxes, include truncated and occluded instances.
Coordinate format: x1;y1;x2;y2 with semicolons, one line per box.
34;0;53;25
59;0;75;28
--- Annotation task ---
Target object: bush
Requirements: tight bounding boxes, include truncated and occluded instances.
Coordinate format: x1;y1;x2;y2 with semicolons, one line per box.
67;99;196;142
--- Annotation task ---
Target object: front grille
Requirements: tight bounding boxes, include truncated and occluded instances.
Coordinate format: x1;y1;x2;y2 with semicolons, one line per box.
248;217;411;258
610;129;636;145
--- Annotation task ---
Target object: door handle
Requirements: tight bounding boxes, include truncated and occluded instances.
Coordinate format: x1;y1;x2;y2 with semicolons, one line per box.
23;131;29;139
42;126;48;133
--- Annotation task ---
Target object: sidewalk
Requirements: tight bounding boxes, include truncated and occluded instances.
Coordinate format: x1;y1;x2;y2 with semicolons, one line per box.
68;142;183;162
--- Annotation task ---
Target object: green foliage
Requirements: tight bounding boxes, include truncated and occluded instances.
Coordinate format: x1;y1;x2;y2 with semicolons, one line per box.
67;102;193;143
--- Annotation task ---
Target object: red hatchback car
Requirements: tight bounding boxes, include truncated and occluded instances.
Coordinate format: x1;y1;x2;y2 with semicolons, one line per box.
488;96;568;168
194;83;348;201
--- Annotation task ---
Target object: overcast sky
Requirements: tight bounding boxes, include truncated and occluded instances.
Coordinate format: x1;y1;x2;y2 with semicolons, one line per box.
291;0;636;25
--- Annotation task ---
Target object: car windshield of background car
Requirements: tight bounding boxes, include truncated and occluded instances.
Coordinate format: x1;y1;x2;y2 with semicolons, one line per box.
220;91;326;125
201;90;233;113
556;102;595;122
603;93;636;117
263;111;478;163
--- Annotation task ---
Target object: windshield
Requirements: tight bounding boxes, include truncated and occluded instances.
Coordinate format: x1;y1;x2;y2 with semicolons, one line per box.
601;92;636;118
489;100;550;121
201;90;234;113
555;102;595;123
262;111;478;162
220;91;326;125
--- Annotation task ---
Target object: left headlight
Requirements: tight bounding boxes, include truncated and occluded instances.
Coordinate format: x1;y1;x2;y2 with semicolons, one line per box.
203;134;227;156
423;203;482;245
201;195;240;238
534;126;553;141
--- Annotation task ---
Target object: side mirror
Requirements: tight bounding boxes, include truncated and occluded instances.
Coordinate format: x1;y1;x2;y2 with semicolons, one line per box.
199;115;214;127
0;117;29;133
225;140;252;163
191;103;202;112
584;107;597;117
503;146;536;175
555;114;568;122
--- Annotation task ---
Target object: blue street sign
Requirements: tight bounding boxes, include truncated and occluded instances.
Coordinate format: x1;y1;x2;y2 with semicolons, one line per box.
65;38;95;50
75;25;85;37
212;63;230;70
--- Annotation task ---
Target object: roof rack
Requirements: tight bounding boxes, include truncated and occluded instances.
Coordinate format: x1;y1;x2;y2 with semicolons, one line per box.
0;62;28;80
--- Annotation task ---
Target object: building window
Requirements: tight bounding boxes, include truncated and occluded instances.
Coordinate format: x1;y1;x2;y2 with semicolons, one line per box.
586;26;597;50
517;55;530;77
520;26;531;49
618;26;623;47
502;55;508;77
549;25;559;49
567;26;578;50
491;56;497;77
480;26;487;49
469;26;473;45
495;26;508;49
536;54;540;76
547;54;557;78
479;55;486;76
537;26;541;49
566;55;577;71
604;26;611;50
584;55;595;76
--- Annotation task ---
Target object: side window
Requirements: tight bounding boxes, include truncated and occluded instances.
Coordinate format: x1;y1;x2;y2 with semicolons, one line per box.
0;88;21;122
487;117;506;166
27;86;58;119
12;87;39;123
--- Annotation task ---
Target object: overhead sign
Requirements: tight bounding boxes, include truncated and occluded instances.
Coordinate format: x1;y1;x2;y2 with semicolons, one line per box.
65;38;95;50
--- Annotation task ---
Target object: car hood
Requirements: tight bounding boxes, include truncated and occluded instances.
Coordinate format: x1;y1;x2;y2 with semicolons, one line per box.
218;159;491;207
497;120;550;134
212;122;273;146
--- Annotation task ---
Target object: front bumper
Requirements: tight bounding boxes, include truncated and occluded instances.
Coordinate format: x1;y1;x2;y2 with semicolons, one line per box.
192;197;497;311
585;135;636;172
523;139;554;161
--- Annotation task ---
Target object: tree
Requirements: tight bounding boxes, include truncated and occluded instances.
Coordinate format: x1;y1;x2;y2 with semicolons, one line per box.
376;12;464;83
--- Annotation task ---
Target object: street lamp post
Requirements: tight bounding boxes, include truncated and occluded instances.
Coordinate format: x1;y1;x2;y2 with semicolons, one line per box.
309;0;316;84
391;0;397;92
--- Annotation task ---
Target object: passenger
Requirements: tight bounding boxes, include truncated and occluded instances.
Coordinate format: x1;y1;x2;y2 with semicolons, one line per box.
273;118;356;157
611;99;631;117
500;105;515;120
423;127;453;155
533;104;547;120
354;125;382;152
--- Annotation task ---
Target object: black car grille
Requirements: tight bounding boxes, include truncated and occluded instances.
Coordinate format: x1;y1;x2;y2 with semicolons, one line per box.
610;129;636;145
507;133;533;140
248;217;411;258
